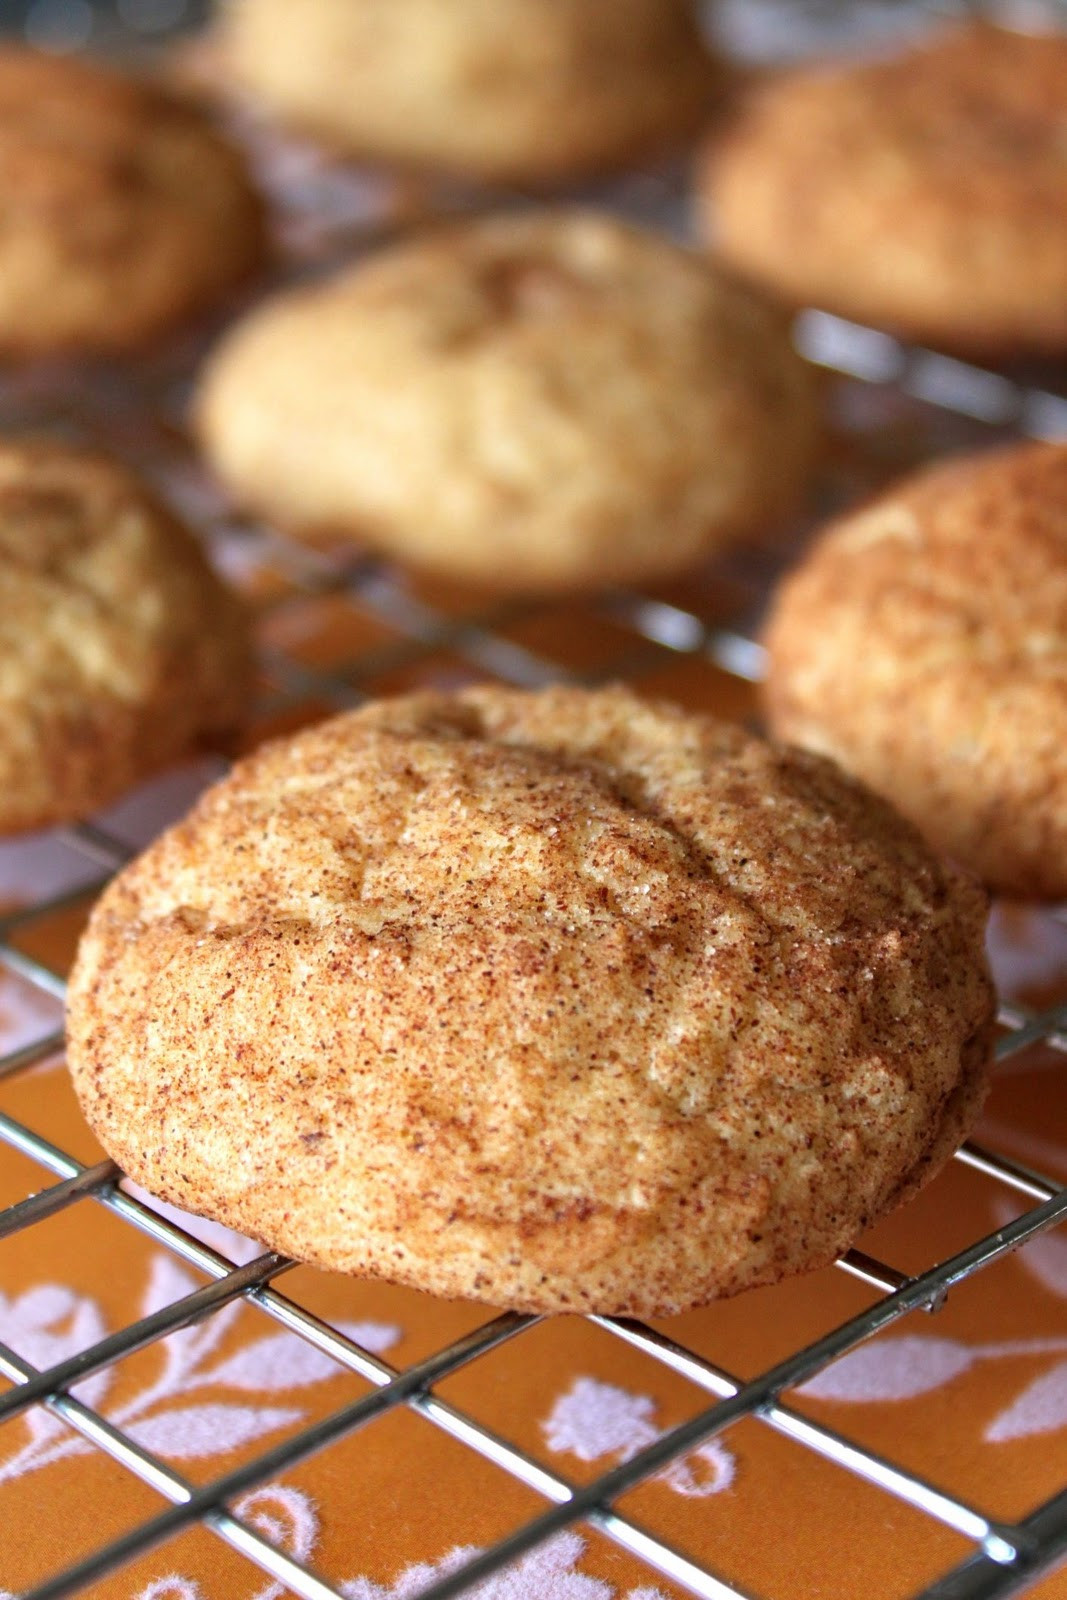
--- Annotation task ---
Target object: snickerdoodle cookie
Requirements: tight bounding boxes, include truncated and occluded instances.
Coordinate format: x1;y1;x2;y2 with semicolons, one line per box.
0;440;251;834
196;211;820;592
702;26;1067;354
67;685;993;1316
216;0;719;186
0;46;264;357
765;441;1067;900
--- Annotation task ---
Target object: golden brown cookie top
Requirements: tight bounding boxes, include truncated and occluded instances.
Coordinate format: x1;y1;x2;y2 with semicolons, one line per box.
736;26;1067;211
0;46;264;355
0;439;252;832
767;442;1067;682
120;684;972;939
217;0;719;184
302;207;790;349
68;686;993;1315
0;46;177;190
763;441;1067;898
0;440;236;698
196;210;820;590
705;25;1067;351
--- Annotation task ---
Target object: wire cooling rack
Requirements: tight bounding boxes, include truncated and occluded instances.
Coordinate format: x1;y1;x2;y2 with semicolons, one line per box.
2;6;1067;1599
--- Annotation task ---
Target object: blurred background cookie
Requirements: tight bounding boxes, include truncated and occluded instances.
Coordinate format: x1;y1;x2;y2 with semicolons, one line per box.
0;439;252;833
701;25;1067;355
764;441;1067;900
67;684;993;1316
214;0;720;186
196;210;820;592
0;45;264;356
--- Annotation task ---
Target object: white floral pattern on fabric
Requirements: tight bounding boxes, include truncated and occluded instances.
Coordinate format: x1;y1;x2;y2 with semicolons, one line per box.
800;1330;1067;1406
129;1520;665;1600
0;1284;111;1486
993;1197;1067;1298
134;1485;319;1600
986;1363;1067;1443
797;1197;1067;1443
138;1581;206;1600
542;1377;735;1497
0;1256;400;1487
340;1532;666;1600
800;1337;980;1403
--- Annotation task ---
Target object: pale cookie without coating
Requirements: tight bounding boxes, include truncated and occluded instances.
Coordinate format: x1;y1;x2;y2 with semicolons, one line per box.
217;0;719;185
702;26;1067;354
764;442;1067;900
0;46;264;356
0;441;252;834
67;686;993;1316
196;211;821;592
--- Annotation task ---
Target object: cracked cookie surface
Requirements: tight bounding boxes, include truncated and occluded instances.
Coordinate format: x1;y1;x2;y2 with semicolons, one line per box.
67;686;993;1314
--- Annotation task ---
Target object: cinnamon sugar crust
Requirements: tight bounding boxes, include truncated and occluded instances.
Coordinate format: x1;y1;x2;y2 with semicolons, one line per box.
702;26;1067;354
0;46;264;356
765;441;1067;899
67;685;993;1315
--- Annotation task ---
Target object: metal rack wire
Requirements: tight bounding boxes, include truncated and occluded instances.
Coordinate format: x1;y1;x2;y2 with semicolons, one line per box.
2;7;1067;1598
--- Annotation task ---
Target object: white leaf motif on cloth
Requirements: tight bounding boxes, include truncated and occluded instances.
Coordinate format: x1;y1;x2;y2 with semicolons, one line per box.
207;1322;400;1391
142;1254;202;1319
800;1337;978;1402
0;1285;111;1483
543;1378;735;1498
1015;1230;1067;1299
986;1361;1067;1444
796;1310;1067;1445
341;1531;666;1600
992;1197;1067;1299
0;1285;107;1374
140;1254;245;1400
124;1402;302;1459
0;1257;405;1489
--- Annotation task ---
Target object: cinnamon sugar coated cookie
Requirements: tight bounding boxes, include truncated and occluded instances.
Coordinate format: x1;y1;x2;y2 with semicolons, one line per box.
0;441;252;834
764;442;1067;900
217;0;719;185
0;46;263;355
702;26;1067;353
67;686;993;1316
196;212;820;592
